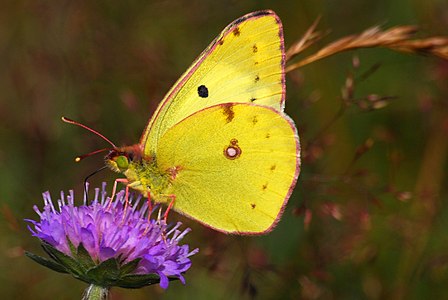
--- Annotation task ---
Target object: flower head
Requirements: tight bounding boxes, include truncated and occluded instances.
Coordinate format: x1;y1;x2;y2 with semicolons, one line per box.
26;183;198;290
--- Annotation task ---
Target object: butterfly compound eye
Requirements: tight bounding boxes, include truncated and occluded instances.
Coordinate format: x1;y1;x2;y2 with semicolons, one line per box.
115;155;129;170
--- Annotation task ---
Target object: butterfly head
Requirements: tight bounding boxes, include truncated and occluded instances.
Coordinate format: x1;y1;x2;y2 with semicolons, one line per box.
105;145;142;174
61;117;143;174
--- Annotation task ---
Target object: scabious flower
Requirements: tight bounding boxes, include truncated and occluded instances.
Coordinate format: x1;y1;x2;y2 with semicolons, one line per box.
26;182;198;299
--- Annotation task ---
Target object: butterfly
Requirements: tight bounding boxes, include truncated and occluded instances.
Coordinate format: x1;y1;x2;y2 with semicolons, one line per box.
64;10;300;234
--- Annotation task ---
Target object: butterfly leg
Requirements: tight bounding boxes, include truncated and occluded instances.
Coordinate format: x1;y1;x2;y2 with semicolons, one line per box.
107;178;129;210
163;194;176;222
147;191;153;221
140;194;157;237
122;184;131;219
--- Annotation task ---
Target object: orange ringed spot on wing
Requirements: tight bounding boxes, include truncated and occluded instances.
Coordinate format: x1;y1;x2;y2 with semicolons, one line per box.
224;138;241;160
233;27;241;36
222;103;234;123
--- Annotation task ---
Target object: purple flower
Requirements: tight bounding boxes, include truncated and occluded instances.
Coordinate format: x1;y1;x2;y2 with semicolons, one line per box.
26;182;198;290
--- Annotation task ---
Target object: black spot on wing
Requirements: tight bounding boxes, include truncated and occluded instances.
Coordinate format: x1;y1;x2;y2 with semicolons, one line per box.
254;75;260;83
198;85;209;98
262;183;268;190
233;27;241;36
270;164;276;171
250;97;256;102
251;203;256;209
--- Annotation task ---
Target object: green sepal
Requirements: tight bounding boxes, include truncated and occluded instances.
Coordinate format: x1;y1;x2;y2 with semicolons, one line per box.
68;238;77;256
119;258;141;275
117;274;179;289
86;258;120;286
41;242;85;278
25;251;68;274
76;243;96;270
117;273;162;289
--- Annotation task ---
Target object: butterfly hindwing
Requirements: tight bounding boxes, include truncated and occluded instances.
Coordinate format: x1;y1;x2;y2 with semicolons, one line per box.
156;103;299;234
141;10;285;156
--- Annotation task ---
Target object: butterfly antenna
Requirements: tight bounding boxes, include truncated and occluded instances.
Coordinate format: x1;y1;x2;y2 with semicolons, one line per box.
83;166;108;202
62;117;117;148
75;148;111;162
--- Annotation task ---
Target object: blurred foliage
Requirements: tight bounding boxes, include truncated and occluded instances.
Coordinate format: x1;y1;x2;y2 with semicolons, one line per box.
1;0;448;299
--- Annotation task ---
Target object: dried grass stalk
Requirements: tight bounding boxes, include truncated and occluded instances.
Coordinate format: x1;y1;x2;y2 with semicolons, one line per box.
286;22;448;73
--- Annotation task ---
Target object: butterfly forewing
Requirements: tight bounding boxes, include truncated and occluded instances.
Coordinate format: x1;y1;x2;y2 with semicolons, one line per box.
141;10;285;156
156;103;300;234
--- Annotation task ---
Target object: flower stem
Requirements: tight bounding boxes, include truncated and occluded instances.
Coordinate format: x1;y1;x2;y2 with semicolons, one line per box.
82;284;109;300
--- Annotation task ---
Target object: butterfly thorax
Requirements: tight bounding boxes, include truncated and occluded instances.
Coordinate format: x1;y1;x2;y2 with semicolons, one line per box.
105;145;171;201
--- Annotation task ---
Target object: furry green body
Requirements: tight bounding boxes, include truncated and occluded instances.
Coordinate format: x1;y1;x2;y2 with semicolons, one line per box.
105;146;172;203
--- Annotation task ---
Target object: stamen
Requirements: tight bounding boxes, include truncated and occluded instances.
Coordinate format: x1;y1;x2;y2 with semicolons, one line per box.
83;183;89;204
175;228;191;241
59;190;65;205
187;248;200;257
132;195;142;213
167;222;182;236
93;188;99;205
32;205;43;218
101;182;107;203
69;190;75;205
42;192;51;204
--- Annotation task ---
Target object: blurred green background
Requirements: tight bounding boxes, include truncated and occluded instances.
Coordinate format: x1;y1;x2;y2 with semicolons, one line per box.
1;0;447;299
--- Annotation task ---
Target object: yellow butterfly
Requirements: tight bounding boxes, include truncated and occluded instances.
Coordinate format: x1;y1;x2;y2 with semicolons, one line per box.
65;10;300;234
